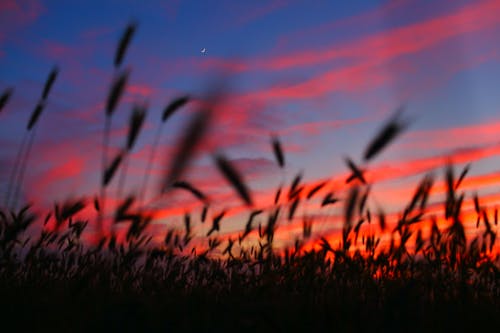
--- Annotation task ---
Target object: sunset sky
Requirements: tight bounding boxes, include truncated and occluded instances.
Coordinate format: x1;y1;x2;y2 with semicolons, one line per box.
1;0;500;247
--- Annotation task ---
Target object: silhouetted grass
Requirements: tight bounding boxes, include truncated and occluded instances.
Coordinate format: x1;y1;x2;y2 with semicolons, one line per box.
0;22;499;333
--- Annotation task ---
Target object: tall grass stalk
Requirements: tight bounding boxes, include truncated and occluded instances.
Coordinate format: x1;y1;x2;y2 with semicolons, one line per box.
139;123;163;206
98;115;112;236
11;127;37;210
139;96;189;206
4;134;27;208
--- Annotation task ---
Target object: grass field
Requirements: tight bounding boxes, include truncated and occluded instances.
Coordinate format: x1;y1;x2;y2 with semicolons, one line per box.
1;23;499;333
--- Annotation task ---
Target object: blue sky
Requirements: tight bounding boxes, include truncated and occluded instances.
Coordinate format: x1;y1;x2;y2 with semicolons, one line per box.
1;0;500;246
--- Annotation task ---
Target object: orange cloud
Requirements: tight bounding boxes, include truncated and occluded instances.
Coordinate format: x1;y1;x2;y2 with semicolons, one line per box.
400;119;500;151
367;143;500;184
141;140;500;227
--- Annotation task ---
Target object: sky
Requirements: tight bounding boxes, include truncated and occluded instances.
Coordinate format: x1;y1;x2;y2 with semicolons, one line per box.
1;0;500;249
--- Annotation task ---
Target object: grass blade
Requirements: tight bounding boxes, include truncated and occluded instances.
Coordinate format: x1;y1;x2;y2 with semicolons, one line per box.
321;192;339;207
345;157;366;184
161;107;211;192
288;198;300;221
27;101;45;131
271;135;285;168
126;103;147;151
214;153;253;206
344;186;359;229
363;106;409;161
306;181;327;200
103;151;123;187
114;22;137;68
41;66;59;101
162;95;190;122
106;69;130;117
455;163;470;190
172;180;207;203
0;88;13;114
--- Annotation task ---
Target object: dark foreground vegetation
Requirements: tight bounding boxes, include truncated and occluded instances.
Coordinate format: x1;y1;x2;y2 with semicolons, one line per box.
1;23;499;332
1;203;499;332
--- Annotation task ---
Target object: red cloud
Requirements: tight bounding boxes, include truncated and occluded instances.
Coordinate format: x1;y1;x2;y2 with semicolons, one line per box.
0;0;45;43
368;143;500;184
127;84;157;98
0;0;44;25
279;114;376;137
180;0;500;110
143;130;500;237
258;0;500;71
400;119;500;151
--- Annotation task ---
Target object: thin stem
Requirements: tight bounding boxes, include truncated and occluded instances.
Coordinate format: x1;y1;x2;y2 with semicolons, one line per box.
139;123;163;207
116;151;130;201
98;116;111;237
12;128;37;211
4;133;28;208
